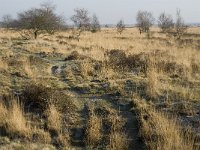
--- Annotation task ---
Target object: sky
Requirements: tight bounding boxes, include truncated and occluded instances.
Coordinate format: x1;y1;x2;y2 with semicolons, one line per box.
0;0;199;24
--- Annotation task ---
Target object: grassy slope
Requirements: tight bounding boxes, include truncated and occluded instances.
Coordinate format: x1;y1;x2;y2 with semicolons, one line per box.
0;28;200;149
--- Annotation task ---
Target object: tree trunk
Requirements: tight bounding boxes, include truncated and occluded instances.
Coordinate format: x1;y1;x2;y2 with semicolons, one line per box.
139;29;142;34
34;31;38;39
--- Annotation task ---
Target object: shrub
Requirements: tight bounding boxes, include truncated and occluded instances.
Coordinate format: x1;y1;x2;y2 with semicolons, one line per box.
175;9;188;39
8;2;65;39
107;49;127;70
90;14;101;33
22;83;52;113
107;49;148;74
116;19;125;34
22;83;77;113
158;12;174;33
136;11;155;34
71;8;91;31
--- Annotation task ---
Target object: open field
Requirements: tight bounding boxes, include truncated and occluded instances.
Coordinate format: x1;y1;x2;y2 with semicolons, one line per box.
0;27;200;149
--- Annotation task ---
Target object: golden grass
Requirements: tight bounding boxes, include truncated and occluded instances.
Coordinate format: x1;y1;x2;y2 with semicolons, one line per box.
106;113;128;150
0;99;31;138
85;109;102;147
23;59;35;78
0;59;8;70
47;104;62;132
32;128;52;144
80;61;94;77
7;100;29;134
107;113;125;132
132;94;197;150
0;27;200;149
46;104;70;146
106;132;128;150
146;61;159;99
0;102;7;126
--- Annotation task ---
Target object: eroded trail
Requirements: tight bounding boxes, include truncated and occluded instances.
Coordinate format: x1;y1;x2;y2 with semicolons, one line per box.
69;90;146;149
119;103;146;150
49;57;147;149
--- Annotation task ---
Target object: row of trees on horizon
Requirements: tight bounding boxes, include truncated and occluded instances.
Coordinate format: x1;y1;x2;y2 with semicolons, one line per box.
0;1;188;40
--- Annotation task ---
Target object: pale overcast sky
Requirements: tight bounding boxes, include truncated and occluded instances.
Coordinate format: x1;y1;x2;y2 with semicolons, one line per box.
0;0;199;24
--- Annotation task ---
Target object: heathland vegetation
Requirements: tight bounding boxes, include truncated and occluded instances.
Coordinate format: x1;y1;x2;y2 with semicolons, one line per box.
0;2;199;150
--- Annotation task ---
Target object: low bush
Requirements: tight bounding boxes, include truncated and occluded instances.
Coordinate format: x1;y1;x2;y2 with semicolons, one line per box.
107;49;148;74
21;83;77;113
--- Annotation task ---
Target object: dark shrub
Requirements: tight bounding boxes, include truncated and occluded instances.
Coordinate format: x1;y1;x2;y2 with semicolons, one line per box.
64;51;80;61
107;49;127;70
64;51;92;61
107;49;148;74
21;83;77;113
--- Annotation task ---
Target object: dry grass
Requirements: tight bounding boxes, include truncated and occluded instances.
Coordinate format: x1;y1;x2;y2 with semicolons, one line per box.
23;58;35;78
107;113;125;132
47;104;62;132
0;102;8;126
85;108;102;147
7;100;30;136
0;27;200;149
106;131;128;150
105;111;128;150
146;62;159;99
32;128;52;144
0;59;8;70
80;61;95;78
132;94;197;150
0;99;31;138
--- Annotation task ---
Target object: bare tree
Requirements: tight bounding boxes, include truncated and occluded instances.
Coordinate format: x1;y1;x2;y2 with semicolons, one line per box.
0;14;13;29
90;14;101;33
71;8;91;31
136;11;155;34
175;9;188;39
11;2;64;39
41;1;56;12
158;12;174;33
70;8;91;41
116;19;125;34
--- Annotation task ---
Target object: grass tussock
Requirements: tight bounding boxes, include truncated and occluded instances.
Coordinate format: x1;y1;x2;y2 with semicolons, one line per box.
46;105;70;147
85;107;102;147
106;112;128;150
0;102;8;126
132;94;197;150
107;114;125;132
0;99;31;138
47;104;62;133
106;132;128;150
0;59;8;70
7;100;30;137
32;128;52;144
146;64;159;99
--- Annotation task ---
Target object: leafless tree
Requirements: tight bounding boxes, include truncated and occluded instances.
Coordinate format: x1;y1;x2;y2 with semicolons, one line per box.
41;1;56;12
136;11;155;34
90;14;101;33
10;2;64;39
0;14;13;29
158;12;174;33
116;19;125;34
71;8;91;31
175;9;188;39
